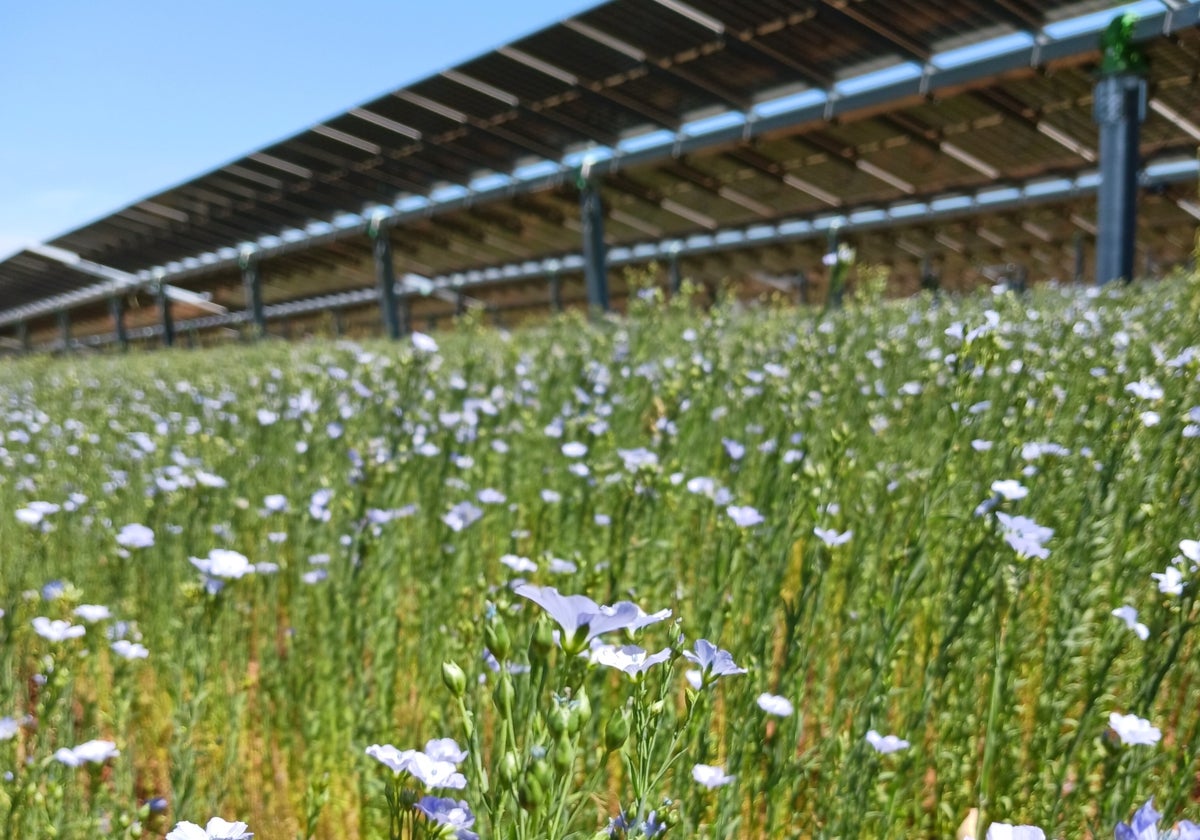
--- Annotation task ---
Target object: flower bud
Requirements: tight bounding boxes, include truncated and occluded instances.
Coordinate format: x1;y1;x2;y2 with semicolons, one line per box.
485;619;512;661
530;756;553;790
529;616;555;664
547;706;570;737
492;674;514;715
498;751;521;787
569;691;591;732
441;661;466;698
519;776;544;811
604;708;630;753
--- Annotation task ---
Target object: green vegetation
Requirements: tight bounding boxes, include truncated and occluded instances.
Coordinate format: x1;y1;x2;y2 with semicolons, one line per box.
1;274;1199;839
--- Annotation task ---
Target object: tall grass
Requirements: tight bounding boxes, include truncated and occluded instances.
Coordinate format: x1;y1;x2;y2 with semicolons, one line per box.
0;275;1198;838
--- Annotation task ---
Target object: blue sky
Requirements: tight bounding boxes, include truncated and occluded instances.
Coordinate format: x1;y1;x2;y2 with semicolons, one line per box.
0;0;598;260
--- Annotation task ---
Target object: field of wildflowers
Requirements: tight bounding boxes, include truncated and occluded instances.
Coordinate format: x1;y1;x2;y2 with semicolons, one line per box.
1;275;1199;839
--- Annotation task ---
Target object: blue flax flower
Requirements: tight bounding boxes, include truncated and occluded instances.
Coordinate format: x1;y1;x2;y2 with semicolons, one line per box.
683;639;746;688
1116;799;1200;840
415;797;478;840
514;584;669;654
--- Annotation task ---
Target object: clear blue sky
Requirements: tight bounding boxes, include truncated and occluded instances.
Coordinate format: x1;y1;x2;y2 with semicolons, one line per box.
0;0;598;260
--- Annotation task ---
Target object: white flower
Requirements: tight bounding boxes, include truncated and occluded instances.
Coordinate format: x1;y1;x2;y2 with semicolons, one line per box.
116;523;155;549
499;554;537;574
262;495;288;513
1125;381;1163;401
477;488;506;505
1152;566;1185;596
1109;712;1161;746
561;442;588;458
16;508;45;526
54;739;119;766
756;693;794;717
166;817;253;839
73;604;112;623
591;644;672;678
32;617;86;642
111;640;150;660
442;502;483;532
865;729;910;754
691;763;735;788
191;550;254;580
195;471;227;488
365;744;466;789
990;480;1028;501
422;738;468;764
814;527;852;547
1178;539;1200;571
995;512;1053;560
1111;606;1149;641
726;505;764;528
411;332;439;353
0;717;19;740
986;824;1045;840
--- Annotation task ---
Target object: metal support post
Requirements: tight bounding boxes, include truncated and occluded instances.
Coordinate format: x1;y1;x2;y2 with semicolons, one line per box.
824;226;847;311
397;294;411;337
1073;232;1086;284
920;256;939;294
669;250;683;296
1094;16;1148;285
331;307;345;338
109;296;129;351
370;223;400;340
794;270;810;306
57;310;71;352
156;280;175;348
16;321;29;353
239;251;266;339
1014;264;1029;294
578;174;609;313
455;290;467;317
549;268;563;313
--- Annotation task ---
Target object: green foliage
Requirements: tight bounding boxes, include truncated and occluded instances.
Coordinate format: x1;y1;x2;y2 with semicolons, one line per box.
0;277;1198;838
1100;13;1149;76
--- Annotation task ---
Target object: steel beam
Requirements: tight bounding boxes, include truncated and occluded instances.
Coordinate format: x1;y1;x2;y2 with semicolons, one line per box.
41;151;1200;349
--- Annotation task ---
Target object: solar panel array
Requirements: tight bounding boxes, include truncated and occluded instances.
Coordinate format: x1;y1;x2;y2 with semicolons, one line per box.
2;0;1198;346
